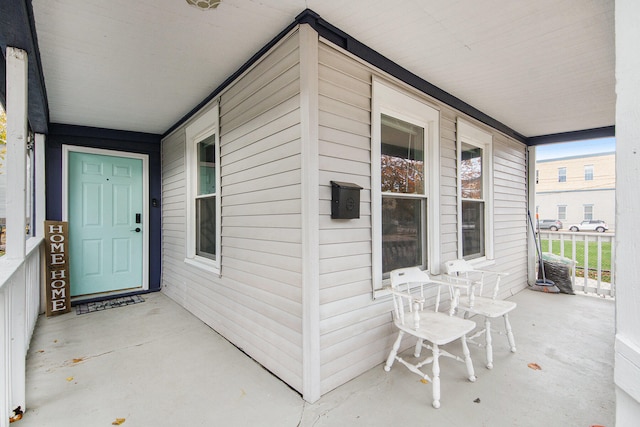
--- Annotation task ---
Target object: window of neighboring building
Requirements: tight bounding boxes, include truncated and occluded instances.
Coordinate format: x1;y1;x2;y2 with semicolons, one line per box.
372;79;440;291
457;119;493;261
584;164;594;181
558;167;567;182
185;104;221;272
558;205;567;220
584;205;593;221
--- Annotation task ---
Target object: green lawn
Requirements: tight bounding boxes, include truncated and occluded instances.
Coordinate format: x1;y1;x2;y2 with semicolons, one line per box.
539;239;612;271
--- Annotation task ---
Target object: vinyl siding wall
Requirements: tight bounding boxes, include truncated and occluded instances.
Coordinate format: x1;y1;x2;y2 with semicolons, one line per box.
161;30;305;393
161;25;529;400
316;41;528;394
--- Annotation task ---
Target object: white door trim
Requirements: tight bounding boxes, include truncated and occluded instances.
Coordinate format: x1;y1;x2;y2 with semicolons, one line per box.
62;144;150;294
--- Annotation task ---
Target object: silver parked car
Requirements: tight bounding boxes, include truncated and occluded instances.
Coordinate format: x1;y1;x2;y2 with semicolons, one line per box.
538;219;563;231
568;220;608;232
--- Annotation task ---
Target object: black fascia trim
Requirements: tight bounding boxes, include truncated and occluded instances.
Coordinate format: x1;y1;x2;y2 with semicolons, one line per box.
50;123;161;146
162;16;302;137
0;0;49;134
301;10;528;144
528;126;615;146
163;8;528;144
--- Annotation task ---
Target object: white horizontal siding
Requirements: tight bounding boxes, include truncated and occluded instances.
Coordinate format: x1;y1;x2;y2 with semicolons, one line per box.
317;42;387;395
161;30;304;393
316;41;529;395
161;28;529;401
491;133;529;298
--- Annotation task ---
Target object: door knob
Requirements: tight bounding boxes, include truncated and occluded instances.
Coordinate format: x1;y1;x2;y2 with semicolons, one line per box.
131;227;141;232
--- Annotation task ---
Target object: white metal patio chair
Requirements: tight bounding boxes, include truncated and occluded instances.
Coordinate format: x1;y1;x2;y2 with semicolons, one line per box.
384;267;477;409
443;259;517;369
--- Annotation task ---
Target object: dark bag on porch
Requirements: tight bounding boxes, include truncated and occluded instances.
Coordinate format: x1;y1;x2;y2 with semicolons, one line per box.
541;253;575;295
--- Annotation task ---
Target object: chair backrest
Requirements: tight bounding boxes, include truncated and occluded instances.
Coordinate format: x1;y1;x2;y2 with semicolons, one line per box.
444;259;505;299
389;267;443;327
444;259;475;275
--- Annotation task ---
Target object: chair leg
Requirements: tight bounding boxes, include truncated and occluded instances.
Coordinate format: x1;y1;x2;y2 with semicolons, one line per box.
431;344;441;409
384;331;404;372
484;317;493;369
414;339;423;357
504;313;516;353
461;335;476;382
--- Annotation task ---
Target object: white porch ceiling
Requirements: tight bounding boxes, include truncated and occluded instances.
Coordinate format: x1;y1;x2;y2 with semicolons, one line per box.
31;0;615;138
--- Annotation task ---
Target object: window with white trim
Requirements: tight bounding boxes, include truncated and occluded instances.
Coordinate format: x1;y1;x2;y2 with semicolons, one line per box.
584;164;594;181
185;104;221;272
372;80;440;291
558;167;567;182
584;204;593;221
457;119;493;261
558;205;567;220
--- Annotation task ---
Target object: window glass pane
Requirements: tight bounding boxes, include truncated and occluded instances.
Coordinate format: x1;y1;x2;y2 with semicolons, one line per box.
558;206;567;220
462;200;485;259
461;142;483;199
584;205;593;220
197;135;216;196
196;196;216;259
584;165;594;181
381;115;424;194
382;197;423;274
558;167;566;182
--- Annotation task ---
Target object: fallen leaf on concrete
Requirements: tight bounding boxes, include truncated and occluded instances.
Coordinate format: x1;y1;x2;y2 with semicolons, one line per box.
112;418;126;425
9;406;23;423
36;350;44;353
72;358;84;363
420;379;429;384
66;376;74;382
473;398;481;403
527;362;542;370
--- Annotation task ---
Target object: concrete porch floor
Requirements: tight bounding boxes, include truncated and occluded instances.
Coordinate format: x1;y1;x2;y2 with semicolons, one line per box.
20;288;614;427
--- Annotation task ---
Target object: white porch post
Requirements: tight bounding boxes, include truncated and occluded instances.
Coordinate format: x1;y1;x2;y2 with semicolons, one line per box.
2;46;29;426
5;47;28;260
0;288;7;427
526;146;537;285
615;0;640;424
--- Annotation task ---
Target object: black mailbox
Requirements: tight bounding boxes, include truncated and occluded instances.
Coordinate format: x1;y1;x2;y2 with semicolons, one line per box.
331;181;362;219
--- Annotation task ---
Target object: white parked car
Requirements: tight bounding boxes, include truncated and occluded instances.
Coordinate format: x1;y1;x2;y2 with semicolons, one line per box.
568;220;608;232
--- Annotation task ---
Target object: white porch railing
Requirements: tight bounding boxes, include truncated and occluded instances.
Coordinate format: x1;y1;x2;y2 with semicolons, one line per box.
0;237;43;426
538;230;615;297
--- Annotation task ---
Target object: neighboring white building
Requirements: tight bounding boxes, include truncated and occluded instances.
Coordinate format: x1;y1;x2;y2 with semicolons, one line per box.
535;152;615;230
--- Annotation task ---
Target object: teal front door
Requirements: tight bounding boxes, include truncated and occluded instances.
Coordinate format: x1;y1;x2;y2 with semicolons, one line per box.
68;151;145;297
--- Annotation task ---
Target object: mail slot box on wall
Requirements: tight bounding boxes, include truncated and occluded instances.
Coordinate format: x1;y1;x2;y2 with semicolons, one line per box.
331;181;362;219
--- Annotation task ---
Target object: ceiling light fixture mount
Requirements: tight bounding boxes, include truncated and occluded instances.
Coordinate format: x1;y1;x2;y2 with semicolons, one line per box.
185;0;222;11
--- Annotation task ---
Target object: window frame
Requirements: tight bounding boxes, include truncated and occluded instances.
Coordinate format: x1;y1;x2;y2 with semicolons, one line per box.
558;167;567;182
456;118;494;262
185;104;221;273
584;204;594;221
584;164;594;181
558;205;567;221
371;79;440;293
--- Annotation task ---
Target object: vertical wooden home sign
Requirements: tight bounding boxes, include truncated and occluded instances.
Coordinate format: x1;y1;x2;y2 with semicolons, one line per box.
44;220;71;316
